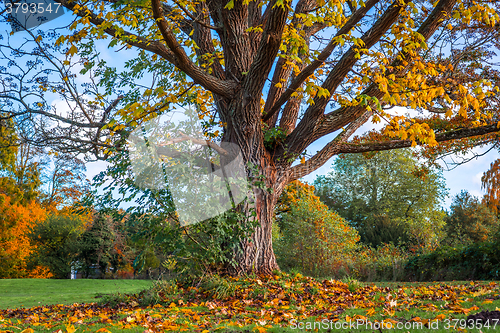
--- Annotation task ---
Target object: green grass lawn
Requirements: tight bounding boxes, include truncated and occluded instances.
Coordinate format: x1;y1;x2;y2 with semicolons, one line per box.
1;277;499;332
0;279;152;309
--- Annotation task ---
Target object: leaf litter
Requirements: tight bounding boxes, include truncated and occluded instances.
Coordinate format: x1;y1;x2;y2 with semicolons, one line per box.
0;274;499;332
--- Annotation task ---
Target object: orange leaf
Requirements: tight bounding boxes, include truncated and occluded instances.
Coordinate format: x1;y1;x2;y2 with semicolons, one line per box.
434;314;446;321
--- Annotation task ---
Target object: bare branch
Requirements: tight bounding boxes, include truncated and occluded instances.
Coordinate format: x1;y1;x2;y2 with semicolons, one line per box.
171;0;220;31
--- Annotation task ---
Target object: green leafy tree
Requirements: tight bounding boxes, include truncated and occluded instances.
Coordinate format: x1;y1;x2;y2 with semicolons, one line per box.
444;190;499;245
28;214;86;279
314;149;447;249
0;125;43;204
78;214;125;278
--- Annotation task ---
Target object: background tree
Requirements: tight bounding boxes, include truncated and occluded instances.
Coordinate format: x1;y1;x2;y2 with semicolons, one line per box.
28;214;86;279
78;214;126;278
444;190;499;246
41;154;90;211
0;193;48;278
1;0;499;274
314;149;447;249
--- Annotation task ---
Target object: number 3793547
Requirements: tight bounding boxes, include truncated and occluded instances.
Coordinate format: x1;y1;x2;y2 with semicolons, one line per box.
5;1;62;14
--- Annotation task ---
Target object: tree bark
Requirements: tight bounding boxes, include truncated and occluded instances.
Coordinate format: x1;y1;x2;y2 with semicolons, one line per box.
232;186;281;275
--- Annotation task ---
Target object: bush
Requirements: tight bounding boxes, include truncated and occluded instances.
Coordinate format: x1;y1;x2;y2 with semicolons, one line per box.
274;182;360;277
405;239;500;281
340;243;410;282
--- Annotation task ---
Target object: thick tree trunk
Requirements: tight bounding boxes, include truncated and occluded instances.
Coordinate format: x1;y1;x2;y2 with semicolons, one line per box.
222;114;286;275
232;186;281;275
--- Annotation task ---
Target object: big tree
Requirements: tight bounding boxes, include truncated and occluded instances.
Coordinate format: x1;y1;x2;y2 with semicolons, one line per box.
0;0;499;274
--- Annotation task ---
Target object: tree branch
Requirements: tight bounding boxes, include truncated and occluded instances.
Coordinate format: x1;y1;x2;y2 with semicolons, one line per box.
289;110;372;180
290;121;500;180
158;131;229;156
263;0;380;122
263;0;322;127
242;0;291;103
151;0;237;97
286;0;459;157
171;0;220;31
56;0;237;98
340;123;500;154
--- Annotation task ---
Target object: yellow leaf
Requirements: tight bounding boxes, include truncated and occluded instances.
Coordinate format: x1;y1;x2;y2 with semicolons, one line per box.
67;45;78;56
366;308;376;316
434;314;446;320
300;157;305;164
224;0;234;9
65;324;76;333
21;329;34;333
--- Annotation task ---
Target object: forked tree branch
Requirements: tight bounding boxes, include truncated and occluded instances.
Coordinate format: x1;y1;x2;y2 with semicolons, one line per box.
158;131;229;156
319;0;459;136
151;0;237;97
289;110;372;180
55;0;237;98
262;0;380;122
242;0;291;103
286;0;459;158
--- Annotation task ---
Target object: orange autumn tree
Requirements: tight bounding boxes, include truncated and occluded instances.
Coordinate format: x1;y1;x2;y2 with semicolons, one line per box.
0;193;50;278
274;181;359;276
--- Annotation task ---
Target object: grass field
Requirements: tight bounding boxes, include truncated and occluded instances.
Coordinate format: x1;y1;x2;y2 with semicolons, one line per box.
0;276;499;332
0;279;152;309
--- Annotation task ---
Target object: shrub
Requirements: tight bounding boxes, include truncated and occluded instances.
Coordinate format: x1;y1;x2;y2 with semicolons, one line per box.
405;239;500;281
274;182;360;277
343;243;410;282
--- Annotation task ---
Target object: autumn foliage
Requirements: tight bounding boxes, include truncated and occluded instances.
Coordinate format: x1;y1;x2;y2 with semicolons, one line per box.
274;181;359;277
0;193;50;278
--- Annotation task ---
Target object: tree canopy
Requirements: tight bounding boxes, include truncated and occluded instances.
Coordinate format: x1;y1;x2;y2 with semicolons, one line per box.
1;0;499;274
314;149;447;249
444;190;500;245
